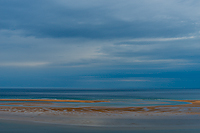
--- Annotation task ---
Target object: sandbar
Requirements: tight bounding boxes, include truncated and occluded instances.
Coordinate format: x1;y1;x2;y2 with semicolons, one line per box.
0;99;200;128
0;99;199;114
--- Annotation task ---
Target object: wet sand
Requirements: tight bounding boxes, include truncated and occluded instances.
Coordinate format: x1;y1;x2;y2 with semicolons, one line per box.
0;99;200;129
2;119;200;133
0;99;199;114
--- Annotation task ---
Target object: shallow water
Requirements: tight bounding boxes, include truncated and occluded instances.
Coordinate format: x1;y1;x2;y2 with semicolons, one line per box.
0;88;199;107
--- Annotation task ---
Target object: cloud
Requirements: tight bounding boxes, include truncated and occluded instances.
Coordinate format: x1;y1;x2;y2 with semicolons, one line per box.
0;62;49;67
0;0;200;88
118;79;150;82
0;0;199;39
119;36;196;42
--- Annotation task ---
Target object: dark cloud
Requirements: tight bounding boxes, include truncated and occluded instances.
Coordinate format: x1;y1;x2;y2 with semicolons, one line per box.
0;0;199;39
0;0;200;88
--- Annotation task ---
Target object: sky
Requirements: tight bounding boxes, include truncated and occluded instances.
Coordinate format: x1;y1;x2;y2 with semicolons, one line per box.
0;0;200;88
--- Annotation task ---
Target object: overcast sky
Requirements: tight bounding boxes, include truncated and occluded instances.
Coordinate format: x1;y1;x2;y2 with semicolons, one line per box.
0;0;200;88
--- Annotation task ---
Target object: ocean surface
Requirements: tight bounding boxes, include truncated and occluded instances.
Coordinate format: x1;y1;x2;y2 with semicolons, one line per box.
0;88;200;107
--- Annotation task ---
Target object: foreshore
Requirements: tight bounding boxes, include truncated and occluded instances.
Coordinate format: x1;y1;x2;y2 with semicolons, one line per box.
0;99;200;127
0;99;199;114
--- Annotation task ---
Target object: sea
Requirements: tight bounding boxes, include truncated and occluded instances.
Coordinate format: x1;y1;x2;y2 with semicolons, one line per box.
0;88;200;107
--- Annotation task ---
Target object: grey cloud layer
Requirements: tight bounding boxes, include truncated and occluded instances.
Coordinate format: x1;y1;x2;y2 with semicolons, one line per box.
0;0;199;39
0;0;200;88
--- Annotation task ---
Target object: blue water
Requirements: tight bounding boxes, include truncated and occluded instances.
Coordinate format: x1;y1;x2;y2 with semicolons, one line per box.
0;88;199;107
0;88;199;100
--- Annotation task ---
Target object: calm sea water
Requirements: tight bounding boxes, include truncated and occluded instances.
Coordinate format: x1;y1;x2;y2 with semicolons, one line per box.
0;88;200;100
0;88;199;107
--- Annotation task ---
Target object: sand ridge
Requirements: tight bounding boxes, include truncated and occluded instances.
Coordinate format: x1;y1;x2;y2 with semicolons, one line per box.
0;99;200;127
0;99;199;114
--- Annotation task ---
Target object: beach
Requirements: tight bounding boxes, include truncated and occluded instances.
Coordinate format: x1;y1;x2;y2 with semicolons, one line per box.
0;89;200;132
0;99;200;128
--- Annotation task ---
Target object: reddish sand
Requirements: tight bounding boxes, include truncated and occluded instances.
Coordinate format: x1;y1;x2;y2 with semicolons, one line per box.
0;99;199;114
0;99;200;127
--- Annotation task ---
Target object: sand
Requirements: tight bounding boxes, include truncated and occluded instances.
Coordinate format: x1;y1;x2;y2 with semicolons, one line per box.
0;99;200;128
0;99;199;114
